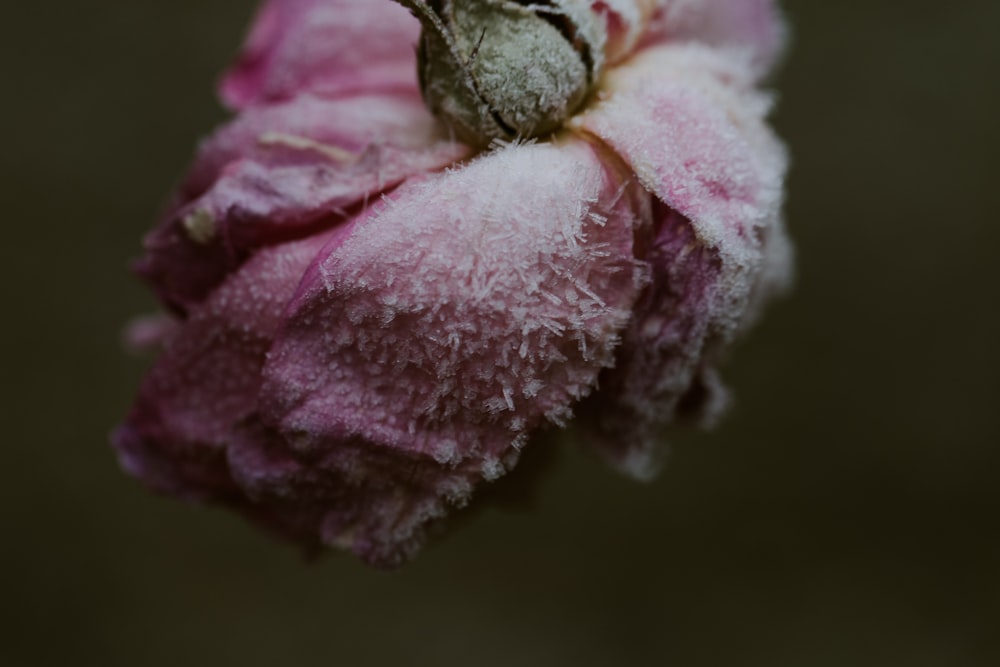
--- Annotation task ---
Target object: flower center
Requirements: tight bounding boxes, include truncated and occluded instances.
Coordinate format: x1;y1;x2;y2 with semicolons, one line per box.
394;0;605;147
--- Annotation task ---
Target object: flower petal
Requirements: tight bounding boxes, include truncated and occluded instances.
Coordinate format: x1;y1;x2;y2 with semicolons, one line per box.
595;0;659;64
572;44;790;477
575;44;787;286
255;139;649;564
225;416;480;566
644;0;785;78
113;230;338;500
136;93;469;312
220;0;422;109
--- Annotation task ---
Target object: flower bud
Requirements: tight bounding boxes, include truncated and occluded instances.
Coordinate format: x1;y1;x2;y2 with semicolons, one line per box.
397;0;605;146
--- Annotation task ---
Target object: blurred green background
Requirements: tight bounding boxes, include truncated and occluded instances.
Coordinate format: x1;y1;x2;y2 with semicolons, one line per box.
2;1;997;665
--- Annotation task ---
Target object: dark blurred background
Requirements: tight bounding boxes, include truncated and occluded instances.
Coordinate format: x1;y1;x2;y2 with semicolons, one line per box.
2;1;997;665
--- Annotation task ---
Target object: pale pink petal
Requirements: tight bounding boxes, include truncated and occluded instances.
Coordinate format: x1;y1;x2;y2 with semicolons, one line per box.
136;93;469;312
575;44;787;282
220;0;421;109
644;0;785;77
592;0;659;64
113;230;338;499
572;45;790;477
255;139;650;564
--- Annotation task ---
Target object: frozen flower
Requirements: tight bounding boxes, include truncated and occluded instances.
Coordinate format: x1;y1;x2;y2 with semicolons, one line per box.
114;0;792;567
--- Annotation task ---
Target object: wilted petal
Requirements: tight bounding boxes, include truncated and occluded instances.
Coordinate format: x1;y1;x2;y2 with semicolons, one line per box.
114;231;337;499
255;139;649;564
645;0;785;77
226;416;483;566
572;44;790;477
594;0;659;64
136;93;469;312
576;45;787;297
220;0;421;109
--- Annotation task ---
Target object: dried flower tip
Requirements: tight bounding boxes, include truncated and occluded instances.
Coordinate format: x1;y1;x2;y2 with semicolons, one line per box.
396;0;605;146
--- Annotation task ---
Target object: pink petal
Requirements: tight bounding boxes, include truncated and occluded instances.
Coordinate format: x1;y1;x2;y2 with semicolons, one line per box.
645;0;785;78
113;230;338;500
593;0;659;64
255;139;649;564
220;0;422;109
225;417;482;566
136;93;469;312
572;44;791;477
575;45;787;277
574;203;727;478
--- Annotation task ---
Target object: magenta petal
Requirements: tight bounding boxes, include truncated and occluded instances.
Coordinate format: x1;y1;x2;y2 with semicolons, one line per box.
113;231;337;499
220;0;421;109
574;45;791;477
575;204;726;477
136;94;469;312
254;139;649;563
226;417;480;567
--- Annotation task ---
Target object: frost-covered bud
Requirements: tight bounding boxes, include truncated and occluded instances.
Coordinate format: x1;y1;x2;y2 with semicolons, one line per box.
396;0;605;145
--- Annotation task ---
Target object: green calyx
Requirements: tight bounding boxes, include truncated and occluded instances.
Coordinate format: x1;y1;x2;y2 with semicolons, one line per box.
394;0;605;147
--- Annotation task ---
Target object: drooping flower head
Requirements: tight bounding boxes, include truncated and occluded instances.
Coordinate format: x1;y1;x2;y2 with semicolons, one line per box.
115;0;791;567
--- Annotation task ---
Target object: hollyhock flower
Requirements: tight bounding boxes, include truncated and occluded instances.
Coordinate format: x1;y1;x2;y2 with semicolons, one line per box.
115;0;791;567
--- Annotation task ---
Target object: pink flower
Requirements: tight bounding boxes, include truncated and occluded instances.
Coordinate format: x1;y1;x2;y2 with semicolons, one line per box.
115;0;791;567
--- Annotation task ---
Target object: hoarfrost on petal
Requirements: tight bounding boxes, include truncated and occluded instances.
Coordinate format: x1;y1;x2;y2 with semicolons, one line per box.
136;93;469;312
573;44;791;477
220;0;422;109
253;138;651;563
